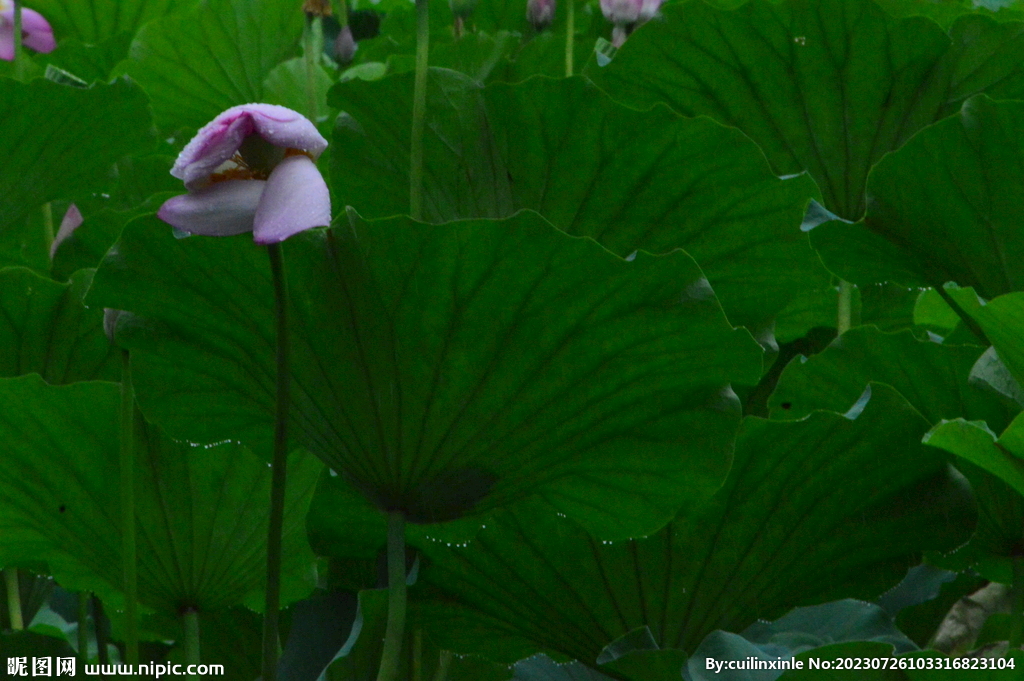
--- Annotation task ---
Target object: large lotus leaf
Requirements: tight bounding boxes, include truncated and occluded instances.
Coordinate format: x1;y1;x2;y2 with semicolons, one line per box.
768;327;1018;431
330;73;821;331
811;97;1024;297
414;386;974;666
0;268;118;383
593;0;1024;220
0;78;153;234
89;211;761;539
119;0;304;132
0;374;320;617
25;0;197;45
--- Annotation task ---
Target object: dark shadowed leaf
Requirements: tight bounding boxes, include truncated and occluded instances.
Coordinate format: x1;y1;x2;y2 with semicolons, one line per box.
415;386;973;669
90;211;762;539
594;0;1024;220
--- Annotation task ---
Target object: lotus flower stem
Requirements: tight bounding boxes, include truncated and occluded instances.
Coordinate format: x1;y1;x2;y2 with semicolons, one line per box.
261;242;290;681
303;13;323;122
410;0;430;221
120;351;139;665
564;0;574;77
836;280;852;335
376;511;407;681
3;568;22;629
183;608;201;671
1010;556;1024;653
77;593;89;661
432;651;452;681
11;0;21;77
92;595;108;664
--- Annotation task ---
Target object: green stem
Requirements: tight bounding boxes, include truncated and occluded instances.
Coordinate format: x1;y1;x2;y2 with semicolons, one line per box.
303;14;323;122
432;651;452;681
120;351;139;665
261;243;291;681
92;595;108;665
837;280;853;335
183;609;201;672
409;0;430;221
78;593;90;661
1009;556;1024;652
13;1;24;80
4;568;23;630
413;629;423;681
375;511;407;681
564;0;575;77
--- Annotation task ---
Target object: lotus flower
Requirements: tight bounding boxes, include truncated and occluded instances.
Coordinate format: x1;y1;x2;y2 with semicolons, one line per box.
527;0;555;30
0;0;56;61
158;104;331;244
600;0;663;46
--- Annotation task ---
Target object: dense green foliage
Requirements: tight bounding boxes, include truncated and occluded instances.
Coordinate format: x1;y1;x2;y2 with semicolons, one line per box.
3;0;1024;678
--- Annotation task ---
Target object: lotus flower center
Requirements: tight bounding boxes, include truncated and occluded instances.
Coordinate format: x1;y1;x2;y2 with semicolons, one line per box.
209;134;315;184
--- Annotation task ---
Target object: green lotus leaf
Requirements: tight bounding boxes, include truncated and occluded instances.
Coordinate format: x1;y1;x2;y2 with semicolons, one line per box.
119;0;304;132
330;72;821;331
0;374;320;617
769;326;1017;431
89;210;761;539
594;0;1024;220
0;268;117;383
0;78;153;235
811;97;1024;298
415;386;973;667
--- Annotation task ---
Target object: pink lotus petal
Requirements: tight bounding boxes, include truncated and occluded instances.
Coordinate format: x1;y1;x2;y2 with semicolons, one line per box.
50;203;83;259
252;155;331;244
172;104;328;189
20;8;54;53
158;180;266;236
600;0;643;25
0;8;55;59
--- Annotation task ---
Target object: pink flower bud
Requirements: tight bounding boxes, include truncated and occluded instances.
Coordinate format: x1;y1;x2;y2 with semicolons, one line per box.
527;0;556;31
334;24;357;64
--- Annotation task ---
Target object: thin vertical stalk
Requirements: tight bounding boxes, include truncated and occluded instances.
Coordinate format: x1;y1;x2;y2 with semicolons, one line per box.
409;0;430;221
412;629;423;681
92;595;108;665
77;593;90;661
564;0;575;77
375;511;407;681
183;609;201;672
432;651;453;681
4;569;22;630
261;243;290;681
303;14;324;122
837;280;852;335
120;351;139;664
13;1;24;80
1009;556;1024;653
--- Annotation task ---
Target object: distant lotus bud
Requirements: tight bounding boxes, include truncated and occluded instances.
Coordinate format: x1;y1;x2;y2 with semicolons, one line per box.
449;0;478;19
600;0;643;25
50;203;83;259
639;0;664;22
527;0;555;30
334;25;357;64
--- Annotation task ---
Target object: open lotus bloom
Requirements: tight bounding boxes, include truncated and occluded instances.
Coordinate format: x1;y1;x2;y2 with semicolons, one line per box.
0;0;56;61
158;104;332;245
